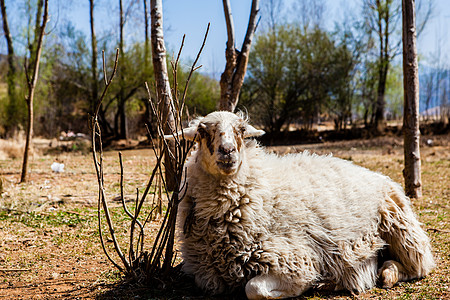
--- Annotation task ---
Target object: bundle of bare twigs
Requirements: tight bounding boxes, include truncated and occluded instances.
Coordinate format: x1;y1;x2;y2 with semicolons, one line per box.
91;25;209;288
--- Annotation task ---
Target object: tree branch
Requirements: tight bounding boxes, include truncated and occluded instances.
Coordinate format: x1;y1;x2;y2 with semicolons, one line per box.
219;0;260;112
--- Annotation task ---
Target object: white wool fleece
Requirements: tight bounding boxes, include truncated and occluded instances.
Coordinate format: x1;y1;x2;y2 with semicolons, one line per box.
174;113;434;298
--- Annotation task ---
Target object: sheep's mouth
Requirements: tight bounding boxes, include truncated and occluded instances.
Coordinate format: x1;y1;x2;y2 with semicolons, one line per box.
216;159;237;173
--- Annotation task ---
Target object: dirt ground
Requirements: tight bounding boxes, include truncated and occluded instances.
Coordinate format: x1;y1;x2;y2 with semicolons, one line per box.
0;134;449;299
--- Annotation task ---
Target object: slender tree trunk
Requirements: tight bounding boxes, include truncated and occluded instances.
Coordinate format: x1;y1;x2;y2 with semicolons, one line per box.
219;0;259;112
150;0;176;192
1;1;17;134
117;0;128;140
21;0;48;183
402;0;422;198
142;0;152;127
1;0;19;135
375;66;388;132
143;0;150;70
373;0;391;133
89;0;111;137
28;0;43;75
89;0;98;114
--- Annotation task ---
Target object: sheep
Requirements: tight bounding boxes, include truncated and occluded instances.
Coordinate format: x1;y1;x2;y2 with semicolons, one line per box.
165;111;435;299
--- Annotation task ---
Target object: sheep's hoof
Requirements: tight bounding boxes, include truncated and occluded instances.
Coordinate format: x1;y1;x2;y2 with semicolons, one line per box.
245;274;308;299
378;260;400;289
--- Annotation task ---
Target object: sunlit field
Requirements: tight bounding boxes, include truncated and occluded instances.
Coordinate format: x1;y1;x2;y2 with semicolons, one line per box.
0;134;448;299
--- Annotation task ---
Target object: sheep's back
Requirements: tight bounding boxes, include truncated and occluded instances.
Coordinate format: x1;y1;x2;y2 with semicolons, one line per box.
261;151;390;238
247;149;390;277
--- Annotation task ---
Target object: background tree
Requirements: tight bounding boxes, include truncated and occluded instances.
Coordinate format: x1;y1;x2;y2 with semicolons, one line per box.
242;24;357;133
116;0;129;139
385;63;404;119
219;0;259;112
362;0;431;132
0;0;443;142
293;0;325;31
0;0;20;136
88;0;114;138
402;0;421;198
20;0;48;183
422;25;450;121
261;0;283;31
328;42;358;131
89;0;98;115
142;0;152;126
241;25;291;133
363;0;401;133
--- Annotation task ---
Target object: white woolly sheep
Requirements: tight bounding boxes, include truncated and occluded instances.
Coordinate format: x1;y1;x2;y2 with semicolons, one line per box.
166;111;435;299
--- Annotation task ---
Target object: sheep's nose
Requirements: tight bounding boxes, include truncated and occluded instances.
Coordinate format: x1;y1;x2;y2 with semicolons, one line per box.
218;144;235;155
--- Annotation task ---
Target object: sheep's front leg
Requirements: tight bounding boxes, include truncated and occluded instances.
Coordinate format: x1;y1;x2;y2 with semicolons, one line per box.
245;274;310;300
377;260;410;289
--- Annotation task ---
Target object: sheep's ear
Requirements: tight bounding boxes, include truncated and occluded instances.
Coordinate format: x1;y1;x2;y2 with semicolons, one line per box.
244;124;265;138
163;126;197;141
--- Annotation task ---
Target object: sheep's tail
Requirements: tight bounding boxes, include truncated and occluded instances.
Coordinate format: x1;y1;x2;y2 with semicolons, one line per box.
378;182;435;279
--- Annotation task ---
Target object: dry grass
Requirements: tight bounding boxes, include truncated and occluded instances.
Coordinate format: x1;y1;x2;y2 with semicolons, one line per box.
0;135;448;299
0;132;28;160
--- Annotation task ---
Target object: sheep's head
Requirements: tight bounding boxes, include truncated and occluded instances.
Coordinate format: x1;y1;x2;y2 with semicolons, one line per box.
166;111;265;176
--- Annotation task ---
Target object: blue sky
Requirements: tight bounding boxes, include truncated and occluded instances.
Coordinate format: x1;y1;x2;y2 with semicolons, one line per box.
160;0;450;77
1;0;449;78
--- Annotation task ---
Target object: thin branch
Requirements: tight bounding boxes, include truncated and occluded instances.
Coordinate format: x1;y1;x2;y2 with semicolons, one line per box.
93;123;123;273
102;50;108;86
231;0;260;99
92;48;131;274
118;152;144;264
180;23;210;115
222;0;236;50
23;58;31;91
95;49;119;118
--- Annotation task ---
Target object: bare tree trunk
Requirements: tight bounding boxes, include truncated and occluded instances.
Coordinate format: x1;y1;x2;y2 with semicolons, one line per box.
20;0;48;183
89;0;111;137
1;0;19;136
143;0;150;69
219;0;259;112
373;0;391;133
89;0;98;114
142;0;152;127
150;0;176;191
402;0;422;198
116;0;128;140
28;0;44;74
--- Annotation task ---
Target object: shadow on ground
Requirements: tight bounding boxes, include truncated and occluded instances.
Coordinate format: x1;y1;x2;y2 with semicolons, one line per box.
96;275;356;300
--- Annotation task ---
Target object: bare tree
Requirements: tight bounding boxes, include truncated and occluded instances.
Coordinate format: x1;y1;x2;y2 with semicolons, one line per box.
363;0;431;133
0;0;19;135
143;0;150;69
20;0;49;183
150;0;176;190
402;0;422;198
111;0;142;140
116;0;128;139
89;0;113;136
293;0;325;31
89;0;98;113
142;0;153;126
365;0;401;132
261;0;282;31
219;0;260;112
422;70;434;120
